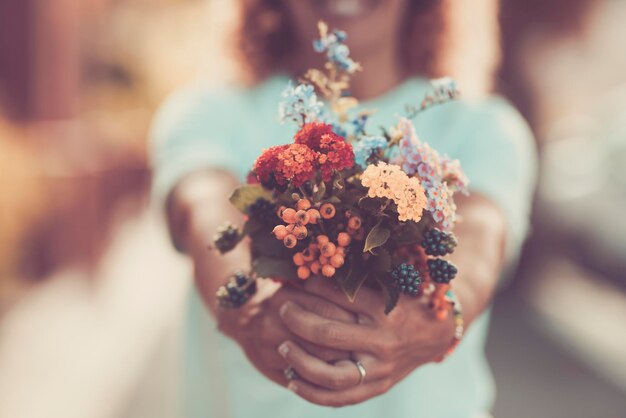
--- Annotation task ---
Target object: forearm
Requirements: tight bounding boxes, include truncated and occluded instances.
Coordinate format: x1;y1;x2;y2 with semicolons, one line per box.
166;169;249;316
448;193;508;327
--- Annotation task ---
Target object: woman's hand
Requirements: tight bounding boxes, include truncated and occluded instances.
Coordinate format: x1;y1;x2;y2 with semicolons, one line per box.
216;280;358;387
275;194;507;407
275;279;455;406
169;170;357;387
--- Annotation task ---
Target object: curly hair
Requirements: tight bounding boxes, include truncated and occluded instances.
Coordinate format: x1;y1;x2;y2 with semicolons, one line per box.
235;0;501;97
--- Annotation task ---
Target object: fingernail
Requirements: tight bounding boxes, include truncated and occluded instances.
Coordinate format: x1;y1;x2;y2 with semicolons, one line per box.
279;301;291;317
278;342;289;357
287;382;297;392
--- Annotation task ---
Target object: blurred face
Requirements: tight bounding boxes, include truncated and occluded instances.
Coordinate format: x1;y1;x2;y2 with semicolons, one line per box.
280;0;410;53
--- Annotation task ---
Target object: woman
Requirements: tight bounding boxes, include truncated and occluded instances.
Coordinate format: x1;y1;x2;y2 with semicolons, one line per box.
151;0;537;417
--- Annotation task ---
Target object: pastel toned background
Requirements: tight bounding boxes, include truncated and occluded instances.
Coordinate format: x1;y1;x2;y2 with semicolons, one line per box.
1;1;625;417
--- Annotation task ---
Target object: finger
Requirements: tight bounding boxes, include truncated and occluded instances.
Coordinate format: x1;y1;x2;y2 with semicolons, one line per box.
277;341;357;389
279;301;378;352
287;377;393;407
302;279;384;316
297;340;351;363
281;288;357;324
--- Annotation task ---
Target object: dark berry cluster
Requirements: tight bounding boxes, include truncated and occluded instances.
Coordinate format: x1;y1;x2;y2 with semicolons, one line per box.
391;263;421;296
217;273;257;309
422;228;457;256
213;223;240;254
249;198;278;223
427;259;458;284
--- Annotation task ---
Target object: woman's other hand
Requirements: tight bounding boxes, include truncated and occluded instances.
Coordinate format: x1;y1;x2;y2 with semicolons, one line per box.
276;279;454;406
171;170;356;386
276;194;507;406
216;281;357;386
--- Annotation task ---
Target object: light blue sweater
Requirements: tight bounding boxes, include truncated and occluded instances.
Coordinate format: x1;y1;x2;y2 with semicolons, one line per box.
150;76;537;418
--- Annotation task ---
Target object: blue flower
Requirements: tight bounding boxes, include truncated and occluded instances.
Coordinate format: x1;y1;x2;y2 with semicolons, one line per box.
313;29;359;74
353;135;388;167
278;81;323;126
351;114;370;136
430;77;460;100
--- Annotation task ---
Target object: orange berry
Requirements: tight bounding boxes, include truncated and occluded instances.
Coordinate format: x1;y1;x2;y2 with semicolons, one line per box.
435;308;449;321
292;252;305;266
282;208;297;224
297;199;312;211
337;232;351;247
322;264;336;278
272;225;288;240
308;243;319;253
306;209;321;224
330;254;345;268
319;255;329;265
321;242;336;257
276;206;287;218
293;225;308;240
310;261;321;275
283;234;297;248
297;266;311;280
320;203;336;219
302;248;316;262
295;210;310;225
347;216;362;230
335;246;346;256
316;235;330;246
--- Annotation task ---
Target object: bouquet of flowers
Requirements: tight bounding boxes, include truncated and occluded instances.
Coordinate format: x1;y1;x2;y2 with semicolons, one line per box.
213;22;468;318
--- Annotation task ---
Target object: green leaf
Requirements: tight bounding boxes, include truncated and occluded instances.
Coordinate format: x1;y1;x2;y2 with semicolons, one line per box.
333;178;344;192
370;248;392;272
334;259;369;302
375;275;400;315
363;223;391;253
250;231;292;258
242;218;264;236
393;221;428;246
252;256;297;280
229;185;273;214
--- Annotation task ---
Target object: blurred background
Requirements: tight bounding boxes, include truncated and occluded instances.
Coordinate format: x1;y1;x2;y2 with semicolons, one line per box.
0;0;625;417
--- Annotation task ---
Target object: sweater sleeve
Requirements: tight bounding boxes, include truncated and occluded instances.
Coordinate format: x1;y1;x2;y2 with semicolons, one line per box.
453;97;538;260
149;85;246;207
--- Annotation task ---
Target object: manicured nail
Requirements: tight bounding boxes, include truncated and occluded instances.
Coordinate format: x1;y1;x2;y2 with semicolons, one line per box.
287;382;297;392
278;342;289;357
279;301;291;317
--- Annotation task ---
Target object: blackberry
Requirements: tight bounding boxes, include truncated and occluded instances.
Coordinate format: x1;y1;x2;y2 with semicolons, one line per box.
234;272;248;286
249;198;278;223
427;259;458;284
422;228;457;256
217;273;257;308
213;223;240;253
391;263;421;296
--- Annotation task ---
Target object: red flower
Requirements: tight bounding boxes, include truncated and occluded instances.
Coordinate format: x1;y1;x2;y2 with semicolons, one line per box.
253;123;355;189
275;144;317;186
294;123;354;181
253;145;288;186
294;123;334;150
246;170;260;184
317;133;355;181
